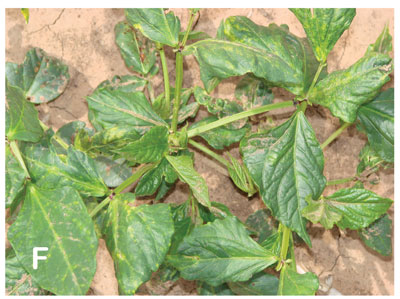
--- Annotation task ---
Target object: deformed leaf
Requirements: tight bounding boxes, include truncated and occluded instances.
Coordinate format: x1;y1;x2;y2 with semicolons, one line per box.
357;88;394;162
115;126;169;163
357;144;392;178
241;111;326;246
184;16;319;96
7;184;98;295
96;74;148;93
103;198;174;294
93;156;132;188
6;144;26;208
290;8;356;63
278;266;319;295
86;87;167;133
235;74;274;110
125;8;180;47
115;21;157;75
309;51;392;123
197;282;234;295
366;23;392;55
167;216;278;286
301;196;343;230
359;214;392;256
179;30;211;43
166;155;211;207
5;47;70;103
246;209;278;243
6;84;43;142
228;272;279;295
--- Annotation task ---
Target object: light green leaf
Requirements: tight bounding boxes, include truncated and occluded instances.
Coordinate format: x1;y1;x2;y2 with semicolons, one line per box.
97;74;148;93
6;84;43;142
167;216;278;286
86;87;167;133
197;282;234;295
290;8;356;63
241;111;326;246
228;272;279;295
309;52;392;123
278;266;319;295
6;248;46;295
6;144;26;208
359;214;392;256
21;142;108;197
115;21;157;75
301;196;343;230
166;155;211;208
235;74;274;110
246;209;278;243
184;16;319;95
115;126;169;163
125;8;180;47
7;184;98;295
357;88;394;162
103;199;174;294
94;156;132;188
6;48;69;103
20;8;29;24
366;23;392;54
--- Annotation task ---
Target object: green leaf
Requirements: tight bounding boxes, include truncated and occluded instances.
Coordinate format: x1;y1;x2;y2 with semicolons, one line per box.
86;87;167;133
115;21;157;75
115;126;169;163
235;75;274;110
241;111;326;246
6;248;46;295
197;282;234;295
6;48;70;103
290;8;356;63
227;153;257;197
136;158;178;197
303;188;392;230
21;142;108;197
190;116;249;150
359;214;392;256
309;52;392;123
6;84;43;142
55;121;89;145
6;144;26;208
366;23;392;54
20;8;29;24
179;30;210;42
125;8;180;47
103;198;174;294
246;209;278;243
184;16;319;95
7;184;98;295
166;155;211;208
97;74;148;93
228;272;279;295
357;88;394;162
167;216;278;286
278;266;319;295
94;156;132;188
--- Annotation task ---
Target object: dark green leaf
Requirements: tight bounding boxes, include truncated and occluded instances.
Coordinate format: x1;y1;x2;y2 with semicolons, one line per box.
86;87;167;133
104;199;174;294
125;8;180;47
228;272;279;295
185;16;319;95
97;74;148;93
241;111;326;246
167;216;278;286
246;209;278;243
6;248;46;295
6;48;69;103
303;188;392;230
94;156;132;188
278;266;319;295
179;30;210;42
235;75;274;110
115;21;157;75
6;84;43;142
309;52;392;123
166;155;211;208
366;23;392;54
357;88;394;162
6;144;26;208
115;126;169;163
8;184;98;295
359;214;392;256
290;8;356;63
197;282;234;295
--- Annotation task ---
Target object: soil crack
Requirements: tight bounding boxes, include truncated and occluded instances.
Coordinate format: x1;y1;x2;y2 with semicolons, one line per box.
29;9;65;35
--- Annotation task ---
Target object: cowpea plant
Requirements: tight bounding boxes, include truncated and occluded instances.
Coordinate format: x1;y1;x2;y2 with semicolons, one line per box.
6;8;394;295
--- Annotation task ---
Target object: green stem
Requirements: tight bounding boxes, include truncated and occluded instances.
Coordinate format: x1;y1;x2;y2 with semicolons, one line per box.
181;10;197;48
171;51;183;132
305;62;326;99
147;79;155;102
187;100;293;138
289;233;297;271
89;163;155;218
158;45;170;112
9;140;30;179
321;122;352;149
280;224;291;262
188;139;230;168
326;176;356;186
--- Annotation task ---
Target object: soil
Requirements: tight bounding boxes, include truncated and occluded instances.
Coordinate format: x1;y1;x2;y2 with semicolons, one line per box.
5;8;394;295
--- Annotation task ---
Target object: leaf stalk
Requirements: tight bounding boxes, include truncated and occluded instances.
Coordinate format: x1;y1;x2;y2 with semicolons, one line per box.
158;44;170;113
321;122;352;149
171;51;183;133
188;139;231;168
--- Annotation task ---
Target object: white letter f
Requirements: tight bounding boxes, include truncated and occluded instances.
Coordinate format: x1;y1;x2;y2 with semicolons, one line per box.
33;247;48;269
